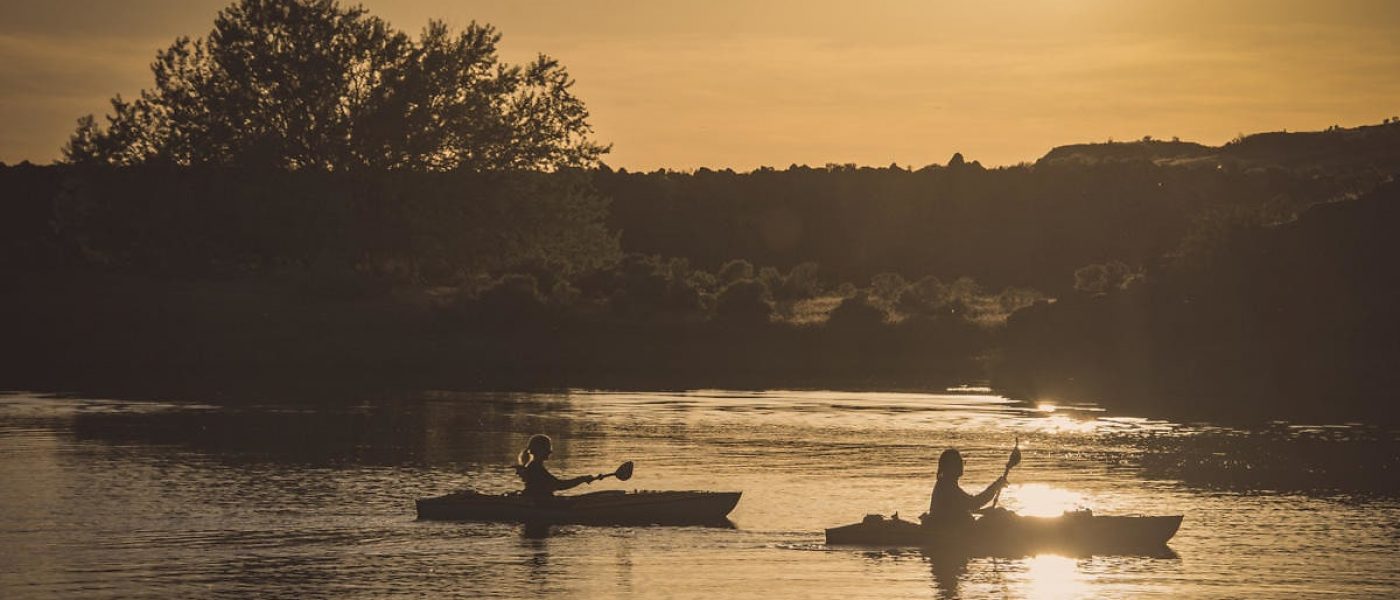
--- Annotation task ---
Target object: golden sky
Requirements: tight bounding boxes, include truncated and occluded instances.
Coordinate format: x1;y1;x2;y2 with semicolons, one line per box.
1;0;1397;169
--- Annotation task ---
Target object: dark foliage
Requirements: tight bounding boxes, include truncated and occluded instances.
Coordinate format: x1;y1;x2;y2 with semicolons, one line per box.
826;294;888;330
714;279;774;324
598;124;1400;295
64;0;605;171
996;180;1400;423
7;123;1400;421
0;164;617;283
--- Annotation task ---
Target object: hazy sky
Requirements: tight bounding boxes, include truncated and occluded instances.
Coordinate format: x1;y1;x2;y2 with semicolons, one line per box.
2;0;1397;169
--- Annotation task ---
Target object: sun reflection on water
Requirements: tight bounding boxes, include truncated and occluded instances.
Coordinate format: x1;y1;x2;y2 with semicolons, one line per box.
1022;554;1089;600
1000;483;1087;518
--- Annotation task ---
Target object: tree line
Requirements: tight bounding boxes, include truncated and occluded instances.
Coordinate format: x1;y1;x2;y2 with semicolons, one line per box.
596;129;1397;296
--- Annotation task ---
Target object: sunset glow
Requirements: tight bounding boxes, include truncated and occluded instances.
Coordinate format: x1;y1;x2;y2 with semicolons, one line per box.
3;0;1398;168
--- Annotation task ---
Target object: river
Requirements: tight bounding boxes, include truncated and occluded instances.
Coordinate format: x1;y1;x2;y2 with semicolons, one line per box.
0;389;1396;598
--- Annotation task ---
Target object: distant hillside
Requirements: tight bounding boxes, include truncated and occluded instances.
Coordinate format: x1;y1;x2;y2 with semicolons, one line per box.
1038;120;1400;172
1038;139;1212;165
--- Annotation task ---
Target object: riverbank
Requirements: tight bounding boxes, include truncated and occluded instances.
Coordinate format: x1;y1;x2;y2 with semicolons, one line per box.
1;272;986;401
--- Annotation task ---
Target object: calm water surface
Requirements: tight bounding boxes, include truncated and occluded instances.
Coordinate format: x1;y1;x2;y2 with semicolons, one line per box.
0;390;1396;598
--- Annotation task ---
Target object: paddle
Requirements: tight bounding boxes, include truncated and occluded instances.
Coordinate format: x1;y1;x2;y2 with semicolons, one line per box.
591;460;635;483
990;437;1020;509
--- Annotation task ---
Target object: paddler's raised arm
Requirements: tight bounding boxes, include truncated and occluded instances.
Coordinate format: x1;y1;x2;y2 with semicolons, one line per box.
970;475;1009;509
553;473;597;491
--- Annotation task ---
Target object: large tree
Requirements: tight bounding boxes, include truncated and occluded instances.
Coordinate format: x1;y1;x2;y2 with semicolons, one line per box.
64;0;607;171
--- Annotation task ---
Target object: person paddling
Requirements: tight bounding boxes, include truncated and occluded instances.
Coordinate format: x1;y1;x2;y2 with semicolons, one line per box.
923;448;1008;526
514;434;598;500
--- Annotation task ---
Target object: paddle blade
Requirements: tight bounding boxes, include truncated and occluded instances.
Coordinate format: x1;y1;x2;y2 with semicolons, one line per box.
614;461;635;481
1007;440;1022;470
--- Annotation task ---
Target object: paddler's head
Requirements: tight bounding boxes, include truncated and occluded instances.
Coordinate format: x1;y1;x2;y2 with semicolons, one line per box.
519;434;554;465
937;448;964;480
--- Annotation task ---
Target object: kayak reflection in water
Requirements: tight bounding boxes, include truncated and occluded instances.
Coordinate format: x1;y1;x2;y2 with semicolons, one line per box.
514;434;597;500
922;448;1008;526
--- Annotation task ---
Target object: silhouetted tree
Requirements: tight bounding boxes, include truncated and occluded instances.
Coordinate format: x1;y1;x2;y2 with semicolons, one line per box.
772;262;822;302
826;293;887;329
1072;261;1136;295
63;0;605;171
896;276;947;316
718;259;756;285
869;272;907;307
607;254;706;319
471;273;546;321
714;279;773;324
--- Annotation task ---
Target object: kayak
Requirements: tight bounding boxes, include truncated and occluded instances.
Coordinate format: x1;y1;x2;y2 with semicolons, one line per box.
826;509;1182;554
416;489;742;525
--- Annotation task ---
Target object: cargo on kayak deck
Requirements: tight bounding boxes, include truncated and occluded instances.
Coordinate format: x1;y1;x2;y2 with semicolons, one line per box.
416;489;742;525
